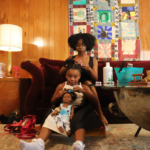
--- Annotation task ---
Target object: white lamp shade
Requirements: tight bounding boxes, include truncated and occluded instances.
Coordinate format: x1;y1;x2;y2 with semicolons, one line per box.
0;24;22;51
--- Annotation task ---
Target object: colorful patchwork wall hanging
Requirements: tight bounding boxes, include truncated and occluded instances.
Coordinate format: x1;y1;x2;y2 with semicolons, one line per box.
69;0;140;61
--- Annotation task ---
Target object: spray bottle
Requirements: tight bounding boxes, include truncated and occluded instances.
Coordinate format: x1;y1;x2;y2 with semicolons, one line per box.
13;66;20;78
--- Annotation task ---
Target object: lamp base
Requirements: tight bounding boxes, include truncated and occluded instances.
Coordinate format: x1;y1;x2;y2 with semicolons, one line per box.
7;48;12;77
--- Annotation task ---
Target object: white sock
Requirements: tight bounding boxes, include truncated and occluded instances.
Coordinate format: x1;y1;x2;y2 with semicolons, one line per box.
19;138;45;150
72;140;85;150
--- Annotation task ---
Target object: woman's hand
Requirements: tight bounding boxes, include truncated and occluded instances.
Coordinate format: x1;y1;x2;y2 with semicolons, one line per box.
81;64;92;71
74;59;82;65
74;59;92;71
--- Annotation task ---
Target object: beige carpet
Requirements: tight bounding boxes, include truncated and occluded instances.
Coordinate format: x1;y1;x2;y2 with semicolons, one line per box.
0;124;150;150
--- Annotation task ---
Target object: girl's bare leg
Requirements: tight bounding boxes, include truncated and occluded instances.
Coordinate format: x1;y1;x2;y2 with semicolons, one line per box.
72;129;85;150
38;127;52;142
84;80;108;126
75;128;85;142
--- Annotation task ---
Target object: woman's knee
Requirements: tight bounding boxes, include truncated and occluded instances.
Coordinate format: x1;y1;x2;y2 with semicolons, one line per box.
83;80;92;85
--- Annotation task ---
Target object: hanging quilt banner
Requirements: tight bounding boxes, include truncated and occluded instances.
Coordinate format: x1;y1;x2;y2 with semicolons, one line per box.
69;0;140;61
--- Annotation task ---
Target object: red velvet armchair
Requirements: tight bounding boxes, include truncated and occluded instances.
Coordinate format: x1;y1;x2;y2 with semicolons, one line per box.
21;58;150;123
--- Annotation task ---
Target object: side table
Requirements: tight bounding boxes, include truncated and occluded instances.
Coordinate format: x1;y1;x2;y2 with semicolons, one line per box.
0;78;31;118
89;83;150;137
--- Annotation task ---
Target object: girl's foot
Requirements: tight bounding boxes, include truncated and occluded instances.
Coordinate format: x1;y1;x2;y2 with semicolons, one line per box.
19;138;45;150
58;126;64;133
72;141;85;150
100;115;108;126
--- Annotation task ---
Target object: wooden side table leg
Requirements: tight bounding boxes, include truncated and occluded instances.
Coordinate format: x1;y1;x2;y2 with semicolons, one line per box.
134;127;141;137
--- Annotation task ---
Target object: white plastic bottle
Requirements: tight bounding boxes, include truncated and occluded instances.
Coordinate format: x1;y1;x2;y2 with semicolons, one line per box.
103;62;113;84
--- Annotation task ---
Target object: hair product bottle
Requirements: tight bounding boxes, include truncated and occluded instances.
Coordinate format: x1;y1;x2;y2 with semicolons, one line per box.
103;62;113;84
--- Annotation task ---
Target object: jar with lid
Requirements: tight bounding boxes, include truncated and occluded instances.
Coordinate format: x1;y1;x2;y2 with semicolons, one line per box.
0;62;6;78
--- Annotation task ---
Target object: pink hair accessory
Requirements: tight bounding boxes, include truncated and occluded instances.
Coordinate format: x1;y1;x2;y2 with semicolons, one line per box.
77;60;82;66
65;64;68;66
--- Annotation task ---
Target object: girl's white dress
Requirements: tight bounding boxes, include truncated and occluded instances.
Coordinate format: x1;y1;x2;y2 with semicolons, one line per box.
42;82;84;136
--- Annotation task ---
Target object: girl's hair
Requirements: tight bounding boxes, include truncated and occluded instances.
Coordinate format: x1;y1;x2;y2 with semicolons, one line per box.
68;33;96;51
65;59;81;74
63;91;77;102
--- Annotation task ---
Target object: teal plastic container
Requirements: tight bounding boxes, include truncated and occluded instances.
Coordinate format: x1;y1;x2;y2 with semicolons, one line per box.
114;67;144;83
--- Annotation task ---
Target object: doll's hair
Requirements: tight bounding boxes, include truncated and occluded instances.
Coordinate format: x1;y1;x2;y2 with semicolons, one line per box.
65;59;81;74
68;33;96;51
62;91;77;102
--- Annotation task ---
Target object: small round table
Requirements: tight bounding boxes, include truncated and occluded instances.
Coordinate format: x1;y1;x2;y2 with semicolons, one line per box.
89;83;150;137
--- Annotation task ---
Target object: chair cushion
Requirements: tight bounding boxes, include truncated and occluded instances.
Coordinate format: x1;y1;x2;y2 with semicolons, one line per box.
42;86;56;101
43;62;64;87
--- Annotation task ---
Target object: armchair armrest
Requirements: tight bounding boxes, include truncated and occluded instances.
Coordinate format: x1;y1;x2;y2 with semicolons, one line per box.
21;62;46;115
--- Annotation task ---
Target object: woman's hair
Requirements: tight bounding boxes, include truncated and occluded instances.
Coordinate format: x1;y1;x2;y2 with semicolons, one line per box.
68;33;96;51
65;59;81;74
63;91;77;102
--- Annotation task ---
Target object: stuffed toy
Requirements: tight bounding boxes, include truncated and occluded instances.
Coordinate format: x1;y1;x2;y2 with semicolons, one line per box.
143;70;150;82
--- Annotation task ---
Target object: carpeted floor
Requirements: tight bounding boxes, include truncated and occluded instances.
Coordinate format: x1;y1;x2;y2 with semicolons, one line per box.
0;124;150;150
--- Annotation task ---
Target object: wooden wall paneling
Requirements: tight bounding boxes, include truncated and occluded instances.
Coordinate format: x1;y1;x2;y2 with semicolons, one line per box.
61;0;69;59
28;0;34;78
8;0;20;77
19;0;29;78
0;0;9;70
0;0;150;79
33;0;44;66
49;0;55;59
54;0;67;60
43;0;50;59
54;0;59;60
139;0;150;53
144;0;150;51
64;0;69;59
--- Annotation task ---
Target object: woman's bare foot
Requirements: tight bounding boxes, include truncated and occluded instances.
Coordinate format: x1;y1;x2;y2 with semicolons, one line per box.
58;126;64;133
100;115;108;126
66;130;71;136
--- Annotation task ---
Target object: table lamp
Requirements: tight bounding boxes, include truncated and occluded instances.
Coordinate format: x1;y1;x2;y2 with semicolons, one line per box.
0;24;22;77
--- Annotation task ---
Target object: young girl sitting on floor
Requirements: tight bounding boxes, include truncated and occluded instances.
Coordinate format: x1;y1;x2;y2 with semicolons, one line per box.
19;60;103;150
51;91;76;136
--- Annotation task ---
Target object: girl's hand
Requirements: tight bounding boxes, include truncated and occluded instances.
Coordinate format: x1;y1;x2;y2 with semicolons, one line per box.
58;90;67;97
51;111;58;116
73;86;84;93
51;112;55;116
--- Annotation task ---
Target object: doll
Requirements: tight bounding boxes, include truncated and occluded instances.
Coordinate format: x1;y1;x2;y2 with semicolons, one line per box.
51;90;77;136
